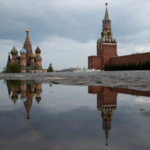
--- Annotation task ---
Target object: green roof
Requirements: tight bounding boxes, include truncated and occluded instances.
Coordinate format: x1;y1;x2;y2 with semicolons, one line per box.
104;7;109;20
11;46;18;55
26;66;34;69
27;81;35;85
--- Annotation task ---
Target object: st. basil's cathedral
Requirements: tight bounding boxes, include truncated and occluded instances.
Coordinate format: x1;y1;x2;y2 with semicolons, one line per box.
7;28;43;73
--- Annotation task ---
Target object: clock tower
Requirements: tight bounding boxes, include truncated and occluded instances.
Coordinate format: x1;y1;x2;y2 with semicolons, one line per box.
88;3;117;70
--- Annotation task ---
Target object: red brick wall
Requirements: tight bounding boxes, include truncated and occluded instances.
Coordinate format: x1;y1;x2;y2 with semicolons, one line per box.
102;45;117;66
88;86;102;94
88;86;117;107
110;87;150;97
88;86;150;97
88;56;102;70
110;52;150;65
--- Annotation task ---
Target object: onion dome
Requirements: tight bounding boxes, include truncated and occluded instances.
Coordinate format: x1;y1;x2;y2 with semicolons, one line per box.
26;28;29;32
20;47;27;54
30;54;35;59
114;39;117;43
36;97;41;104
11;95;19;104
35;46;41;53
20;96;27;103
11;46;18;55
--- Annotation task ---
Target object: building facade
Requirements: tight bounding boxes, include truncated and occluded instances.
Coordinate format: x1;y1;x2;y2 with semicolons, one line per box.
7;29;43;73
88;4;150;70
88;4;117;70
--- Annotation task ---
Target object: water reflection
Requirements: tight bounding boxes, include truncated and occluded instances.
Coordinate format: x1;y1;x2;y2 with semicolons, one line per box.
3;81;150;149
6;80;43;121
88;86;150;146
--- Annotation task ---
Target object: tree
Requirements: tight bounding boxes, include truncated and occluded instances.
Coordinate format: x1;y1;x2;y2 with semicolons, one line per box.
7;63;21;73
7;80;21;88
47;65;54;72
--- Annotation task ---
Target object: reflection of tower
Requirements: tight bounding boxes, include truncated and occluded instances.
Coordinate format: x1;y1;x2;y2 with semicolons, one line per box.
6;80;43;121
24;90;33;122
88;86;117;146
20;81;27;103
24;81;36;122
35;83;42;104
11;87;19;105
6;81;11;98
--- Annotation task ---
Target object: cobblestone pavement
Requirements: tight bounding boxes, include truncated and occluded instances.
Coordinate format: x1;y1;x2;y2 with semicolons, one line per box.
1;71;150;91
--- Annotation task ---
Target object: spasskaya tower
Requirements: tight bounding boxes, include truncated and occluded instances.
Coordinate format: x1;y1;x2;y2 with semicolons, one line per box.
88;3;117;70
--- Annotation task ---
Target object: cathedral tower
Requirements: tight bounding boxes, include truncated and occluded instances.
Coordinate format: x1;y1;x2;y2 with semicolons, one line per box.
10;46;18;63
35;83;42;104
24;29;33;65
20;47;27;73
35;46;42;70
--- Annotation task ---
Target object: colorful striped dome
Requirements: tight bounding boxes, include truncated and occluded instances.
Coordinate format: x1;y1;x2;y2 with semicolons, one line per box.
35;46;41;53
20;96;27;103
11;46;18;55
20;47;27;54
30;54;35;58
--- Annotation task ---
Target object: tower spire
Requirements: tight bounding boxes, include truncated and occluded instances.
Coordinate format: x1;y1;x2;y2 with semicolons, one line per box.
105;129;109;146
104;3;109;20
25;28;31;43
24;28;33;62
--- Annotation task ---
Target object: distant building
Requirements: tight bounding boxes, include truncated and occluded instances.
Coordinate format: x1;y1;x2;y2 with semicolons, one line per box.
61;67;81;72
6;29;43;73
88;4;150;70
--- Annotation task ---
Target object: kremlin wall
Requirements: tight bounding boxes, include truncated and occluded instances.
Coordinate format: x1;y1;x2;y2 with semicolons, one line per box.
88;4;150;70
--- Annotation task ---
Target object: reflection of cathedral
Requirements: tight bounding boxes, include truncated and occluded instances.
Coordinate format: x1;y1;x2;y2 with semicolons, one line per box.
6;80;42;121
88;86;117;146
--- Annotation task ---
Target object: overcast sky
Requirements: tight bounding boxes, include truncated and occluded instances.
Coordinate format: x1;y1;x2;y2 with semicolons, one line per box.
0;0;150;71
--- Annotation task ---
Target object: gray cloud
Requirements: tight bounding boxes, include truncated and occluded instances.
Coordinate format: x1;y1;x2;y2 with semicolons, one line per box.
0;0;150;70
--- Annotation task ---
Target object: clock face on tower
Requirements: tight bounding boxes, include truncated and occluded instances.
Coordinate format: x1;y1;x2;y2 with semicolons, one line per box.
106;31;112;37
